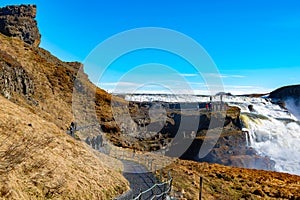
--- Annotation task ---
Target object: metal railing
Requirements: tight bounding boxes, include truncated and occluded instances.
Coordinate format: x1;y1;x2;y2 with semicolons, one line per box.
109;149;173;200
133;171;172;200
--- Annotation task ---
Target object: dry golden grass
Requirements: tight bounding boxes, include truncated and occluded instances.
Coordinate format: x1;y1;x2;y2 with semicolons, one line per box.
0;96;129;199
164;159;300;200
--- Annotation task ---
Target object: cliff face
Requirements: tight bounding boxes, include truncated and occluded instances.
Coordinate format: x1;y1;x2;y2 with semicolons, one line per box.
169;107;274;171
110;102;274;170
0;50;35;100
0;5;40;46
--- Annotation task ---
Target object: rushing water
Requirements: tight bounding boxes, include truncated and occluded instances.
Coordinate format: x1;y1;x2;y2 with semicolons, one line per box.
225;96;300;176
243;117;300;175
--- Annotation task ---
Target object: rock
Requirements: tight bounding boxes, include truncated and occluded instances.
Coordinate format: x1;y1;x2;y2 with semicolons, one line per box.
2;90;10;99
0;5;41;46
248;105;254;112
0;50;34;98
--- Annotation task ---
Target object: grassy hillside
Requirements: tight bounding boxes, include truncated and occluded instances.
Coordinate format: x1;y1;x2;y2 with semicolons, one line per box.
0;32;126;134
164;159;300;199
0;96;129;199
0;25;130;199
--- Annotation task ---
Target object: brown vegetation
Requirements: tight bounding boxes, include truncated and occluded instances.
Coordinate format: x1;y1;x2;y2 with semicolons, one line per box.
164;159;300;200
0;21;129;199
0;96;129;199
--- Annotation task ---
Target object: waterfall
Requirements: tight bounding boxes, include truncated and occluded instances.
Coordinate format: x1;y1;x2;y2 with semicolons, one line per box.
242;128;250;146
229;97;300;176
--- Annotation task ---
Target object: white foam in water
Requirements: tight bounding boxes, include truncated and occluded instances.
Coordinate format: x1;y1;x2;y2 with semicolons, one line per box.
125;94;300;175
225;96;300;176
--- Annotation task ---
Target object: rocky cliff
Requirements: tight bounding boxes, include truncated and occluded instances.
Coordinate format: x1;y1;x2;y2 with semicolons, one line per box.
0;50;34;100
0;5;40;46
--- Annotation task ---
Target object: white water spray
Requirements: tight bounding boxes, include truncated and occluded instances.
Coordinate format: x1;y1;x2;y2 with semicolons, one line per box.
227;97;300;176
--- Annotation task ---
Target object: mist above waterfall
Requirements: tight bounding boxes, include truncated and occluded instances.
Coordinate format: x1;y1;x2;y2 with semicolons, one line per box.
284;97;300;120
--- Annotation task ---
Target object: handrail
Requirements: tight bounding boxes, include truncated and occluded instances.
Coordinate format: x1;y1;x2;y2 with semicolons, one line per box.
133;172;172;200
109;149;172;200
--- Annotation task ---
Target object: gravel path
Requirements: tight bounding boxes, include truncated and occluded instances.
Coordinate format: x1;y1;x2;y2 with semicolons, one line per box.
115;160;163;200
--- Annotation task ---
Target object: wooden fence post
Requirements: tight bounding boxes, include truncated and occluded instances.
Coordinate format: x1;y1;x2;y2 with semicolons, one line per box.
162;181;166;199
199;176;203;200
138;188;142;200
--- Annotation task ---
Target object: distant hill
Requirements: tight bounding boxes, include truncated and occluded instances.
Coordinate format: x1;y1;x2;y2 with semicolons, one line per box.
268;85;300;119
269;84;300;99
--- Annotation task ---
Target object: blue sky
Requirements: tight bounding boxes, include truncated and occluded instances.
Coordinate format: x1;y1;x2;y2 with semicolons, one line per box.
1;0;300;94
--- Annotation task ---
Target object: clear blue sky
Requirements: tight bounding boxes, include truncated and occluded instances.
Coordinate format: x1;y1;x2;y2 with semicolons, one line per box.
1;0;300;94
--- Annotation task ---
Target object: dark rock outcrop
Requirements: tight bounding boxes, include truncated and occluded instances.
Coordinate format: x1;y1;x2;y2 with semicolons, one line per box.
0;50;34;99
0;5;41;46
168;107;275;170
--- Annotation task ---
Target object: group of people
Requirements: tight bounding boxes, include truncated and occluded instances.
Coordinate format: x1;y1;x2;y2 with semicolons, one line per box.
67;122;104;150
85;135;104;150
205;102;228;111
203;95;228;111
